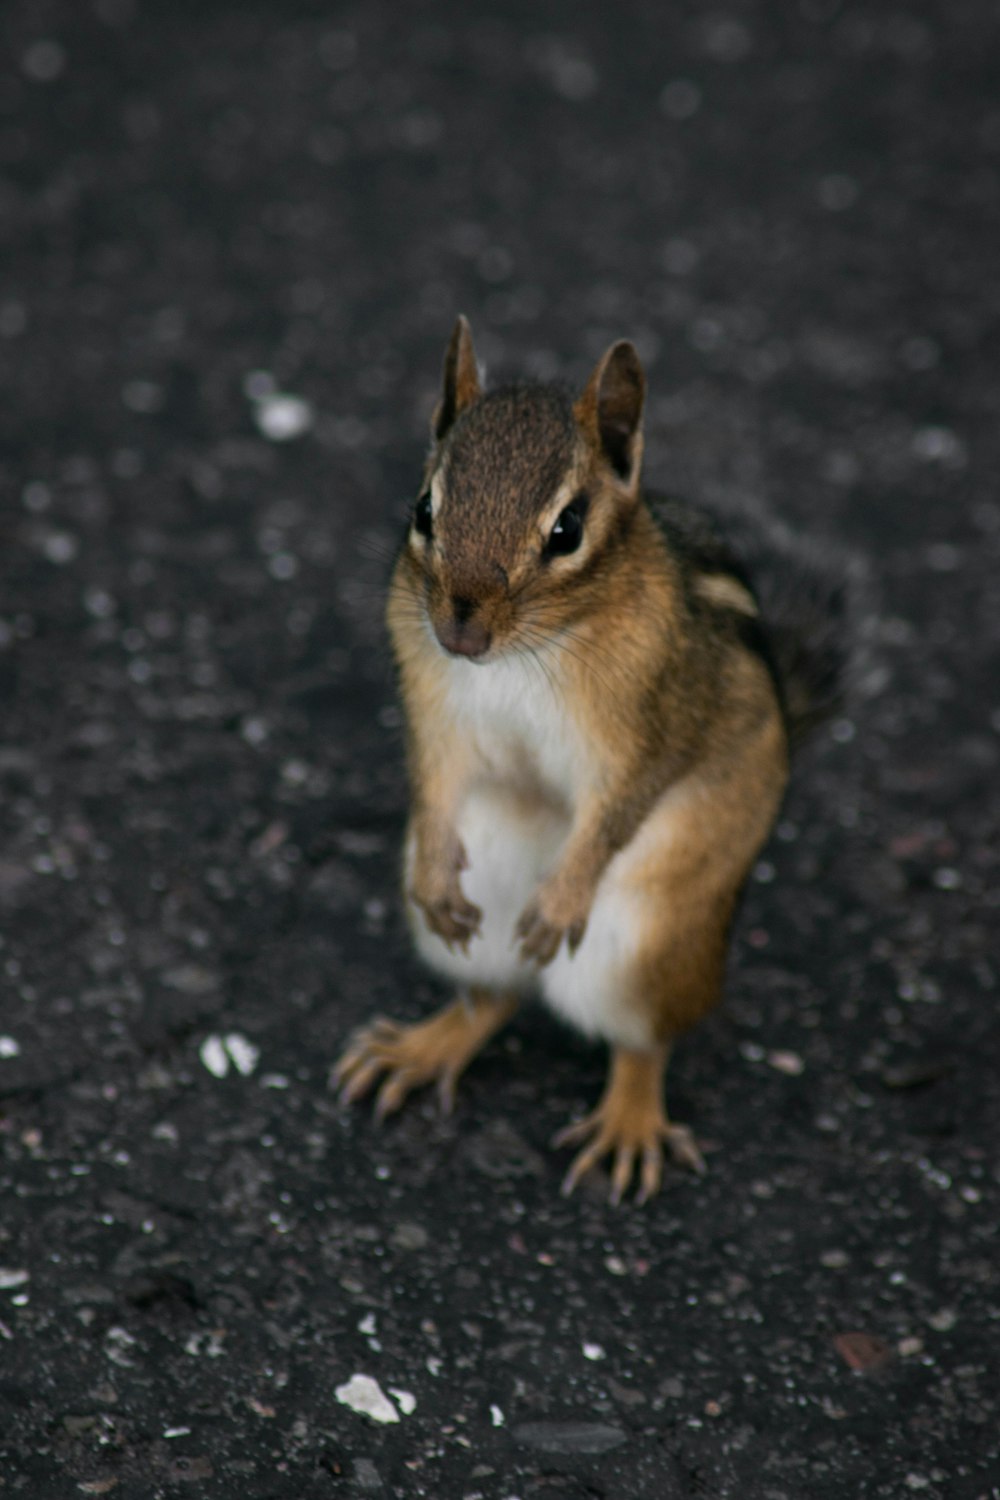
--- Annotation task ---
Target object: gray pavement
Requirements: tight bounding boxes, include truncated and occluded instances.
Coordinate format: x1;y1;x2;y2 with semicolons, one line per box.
1;1;998;1496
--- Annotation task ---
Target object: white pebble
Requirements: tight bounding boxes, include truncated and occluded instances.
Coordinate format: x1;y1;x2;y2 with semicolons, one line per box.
199;1035;229;1078
0;1037;20;1059
252;394;314;442
768;1050;805;1076
335;1374;401;1424
224;1033;259;1076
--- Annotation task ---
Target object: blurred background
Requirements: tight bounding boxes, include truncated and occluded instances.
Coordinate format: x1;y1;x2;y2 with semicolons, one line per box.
1;1;998;1496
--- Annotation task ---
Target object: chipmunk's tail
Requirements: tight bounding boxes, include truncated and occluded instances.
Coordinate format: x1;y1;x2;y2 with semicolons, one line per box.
753;550;850;748
716;505;866;751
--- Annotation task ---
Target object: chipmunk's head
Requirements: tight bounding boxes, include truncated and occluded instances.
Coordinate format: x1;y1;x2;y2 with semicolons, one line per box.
403;315;646;662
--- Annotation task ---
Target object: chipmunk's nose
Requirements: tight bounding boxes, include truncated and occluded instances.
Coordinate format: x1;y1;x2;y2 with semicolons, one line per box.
434;597;492;659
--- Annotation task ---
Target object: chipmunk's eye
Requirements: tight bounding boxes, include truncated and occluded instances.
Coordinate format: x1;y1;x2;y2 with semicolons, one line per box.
544;495;588;558
413;491;433;539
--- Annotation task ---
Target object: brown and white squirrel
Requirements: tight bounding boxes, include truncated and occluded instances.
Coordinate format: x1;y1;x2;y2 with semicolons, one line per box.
335;316;846;1203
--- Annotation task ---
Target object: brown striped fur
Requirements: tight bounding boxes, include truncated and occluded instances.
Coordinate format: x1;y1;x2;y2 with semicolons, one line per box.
336;318;837;1201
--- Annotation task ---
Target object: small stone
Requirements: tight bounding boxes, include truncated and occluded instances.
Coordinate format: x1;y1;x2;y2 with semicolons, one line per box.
122;380;164;413
241;716;269;746
353;1458;383;1491
465;1120;544;1179
199;1036;229;1078
833;1331;893;1372
389;1222;429;1251
252;394;314;443
224;1033;259;1076
43;531;79;564
166;1455;213;1481
511;1420;628;1454
335;1374;400;1424
913;426;966;466
606;1379;645;1408
243;370;277;400
881;1057;951;1090
767;1050;805;1076
268;551;299;581
163;964;219;995
64;1415;98;1437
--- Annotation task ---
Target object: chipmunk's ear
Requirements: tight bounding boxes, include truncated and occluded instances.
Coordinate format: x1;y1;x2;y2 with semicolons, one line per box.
433;315;482;442
576;340;646;486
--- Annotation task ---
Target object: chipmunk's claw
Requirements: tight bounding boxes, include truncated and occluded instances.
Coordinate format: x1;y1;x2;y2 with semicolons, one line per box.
515;879;590;966
553;1104;704;1204
662;1122;706;1176
333;995;518;1123
414;891;483;951
334;1017;429;1118
515;906;587;967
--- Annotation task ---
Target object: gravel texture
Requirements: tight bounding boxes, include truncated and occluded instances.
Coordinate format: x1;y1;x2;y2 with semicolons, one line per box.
1;1;998;1497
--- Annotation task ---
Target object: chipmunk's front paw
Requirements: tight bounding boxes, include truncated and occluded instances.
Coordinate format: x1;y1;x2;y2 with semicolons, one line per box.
410;835;482;951
516;885;589;966
414;888;483;950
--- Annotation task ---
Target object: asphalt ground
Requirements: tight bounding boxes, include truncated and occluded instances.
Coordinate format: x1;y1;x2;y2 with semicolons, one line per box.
1;1;998;1496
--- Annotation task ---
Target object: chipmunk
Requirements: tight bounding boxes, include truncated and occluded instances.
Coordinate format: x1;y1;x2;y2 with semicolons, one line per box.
335;316;845;1203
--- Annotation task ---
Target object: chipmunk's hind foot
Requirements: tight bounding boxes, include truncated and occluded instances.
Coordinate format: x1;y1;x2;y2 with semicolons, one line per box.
554;1045;705;1204
334;991;518;1120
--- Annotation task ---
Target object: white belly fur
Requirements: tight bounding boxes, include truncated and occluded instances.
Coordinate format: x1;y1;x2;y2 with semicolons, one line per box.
406;786;657;1050
405;645;668;1049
